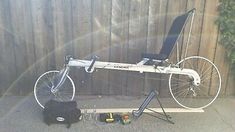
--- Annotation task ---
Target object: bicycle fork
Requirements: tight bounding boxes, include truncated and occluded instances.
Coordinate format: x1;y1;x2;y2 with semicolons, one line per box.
50;56;72;93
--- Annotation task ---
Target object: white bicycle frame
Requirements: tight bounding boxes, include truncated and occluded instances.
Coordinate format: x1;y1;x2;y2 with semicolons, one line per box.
52;8;201;92
35;9;222;110
67;58;200;86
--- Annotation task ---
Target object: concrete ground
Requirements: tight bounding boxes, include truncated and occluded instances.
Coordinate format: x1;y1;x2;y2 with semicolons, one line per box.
0;95;234;132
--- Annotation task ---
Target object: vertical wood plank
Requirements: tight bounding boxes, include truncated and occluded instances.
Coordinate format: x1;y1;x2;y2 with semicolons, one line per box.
208;1;229;96
108;0;130;95
20;0;37;95
71;0;93;95
198;0;219;95
166;0;188;63
159;0;188;97
0;0;18;95
51;0;65;69
158;0;170;97
31;0;48;75
8;0;29;95
62;0;74;56
184;0;205;57
91;0;112;95
30;0;56;75
42;0;56;71
31;0;56;98
126;0;149;96
0;3;4;95
7;0;43;95
213;36;230;96
144;0;168;95
198;0;218;60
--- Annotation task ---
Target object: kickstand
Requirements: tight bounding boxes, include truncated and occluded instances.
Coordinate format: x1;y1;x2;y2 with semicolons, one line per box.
132;90;174;124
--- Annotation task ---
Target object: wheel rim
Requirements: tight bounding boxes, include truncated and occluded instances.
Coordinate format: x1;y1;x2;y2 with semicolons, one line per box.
169;56;221;109
34;70;75;109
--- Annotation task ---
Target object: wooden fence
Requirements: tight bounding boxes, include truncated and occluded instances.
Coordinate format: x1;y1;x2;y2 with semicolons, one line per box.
0;0;234;96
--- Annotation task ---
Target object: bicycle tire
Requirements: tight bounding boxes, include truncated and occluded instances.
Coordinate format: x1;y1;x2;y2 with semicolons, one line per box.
34;70;75;109
169;56;221;109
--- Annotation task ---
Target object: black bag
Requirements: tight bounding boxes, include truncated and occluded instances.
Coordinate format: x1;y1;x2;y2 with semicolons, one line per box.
43;100;81;128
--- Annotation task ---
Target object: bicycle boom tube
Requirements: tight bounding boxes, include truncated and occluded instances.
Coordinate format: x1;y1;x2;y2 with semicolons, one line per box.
68;59;201;86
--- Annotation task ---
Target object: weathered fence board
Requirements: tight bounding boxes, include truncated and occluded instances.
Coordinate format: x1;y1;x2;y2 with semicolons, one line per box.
0;0;233;96
0;0;18;95
144;0;162;95
91;0;111;95
70;0;93;95
108;0;129;95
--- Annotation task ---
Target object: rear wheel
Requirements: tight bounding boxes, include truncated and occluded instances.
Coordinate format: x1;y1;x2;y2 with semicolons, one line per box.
169;56;221;109
34;70;75;109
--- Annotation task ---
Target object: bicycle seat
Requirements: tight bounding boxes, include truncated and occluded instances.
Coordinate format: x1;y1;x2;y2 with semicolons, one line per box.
142;8;195;61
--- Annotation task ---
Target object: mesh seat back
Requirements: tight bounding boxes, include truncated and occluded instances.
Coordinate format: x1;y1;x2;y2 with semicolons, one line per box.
159;9;195;60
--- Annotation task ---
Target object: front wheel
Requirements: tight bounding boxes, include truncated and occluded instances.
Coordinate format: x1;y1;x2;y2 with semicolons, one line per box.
34;70;75;109
169;56;221;109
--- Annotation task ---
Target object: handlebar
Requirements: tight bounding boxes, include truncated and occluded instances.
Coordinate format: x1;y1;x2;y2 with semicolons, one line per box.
86;55;99;72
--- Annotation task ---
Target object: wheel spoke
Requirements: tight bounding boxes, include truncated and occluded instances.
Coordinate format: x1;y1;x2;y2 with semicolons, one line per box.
180;89;190;104
200;65;213;77
169;56;221;109
42;81;51;89
171;76;189;83
199;59;207;74
170;82;189;88
184;60;195;69
201;72;219;81
195;86;210;97
175;89;189;98
173;83;189;93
